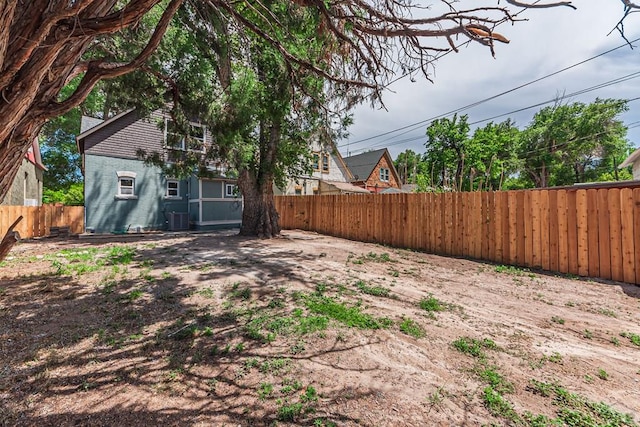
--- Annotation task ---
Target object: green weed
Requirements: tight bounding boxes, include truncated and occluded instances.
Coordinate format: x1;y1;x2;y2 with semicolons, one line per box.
355;280;391;297
198;288;215;298
620;332;640;347
419;295;445;312
482;386;520;423
399;317;425;338
477;366;514;394
258;382;274;400
597;369;609;381
305;295;388;329
452;337;497;359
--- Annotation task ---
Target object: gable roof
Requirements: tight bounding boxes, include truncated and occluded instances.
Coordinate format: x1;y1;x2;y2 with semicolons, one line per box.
343;148;388;181
343;148;401;186
26;138;47;171
76;108;136;154
620;147;640;169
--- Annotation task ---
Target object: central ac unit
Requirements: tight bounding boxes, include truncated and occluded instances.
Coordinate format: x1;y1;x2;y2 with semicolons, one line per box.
168;212;189;231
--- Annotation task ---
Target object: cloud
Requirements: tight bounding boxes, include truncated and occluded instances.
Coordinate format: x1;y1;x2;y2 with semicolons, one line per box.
342;2;640;159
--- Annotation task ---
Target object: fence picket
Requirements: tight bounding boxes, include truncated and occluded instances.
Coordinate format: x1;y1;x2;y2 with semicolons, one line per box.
274;187;640;285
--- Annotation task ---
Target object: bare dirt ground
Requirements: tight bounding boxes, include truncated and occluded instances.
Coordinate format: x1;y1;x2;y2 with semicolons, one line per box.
0;229;639;426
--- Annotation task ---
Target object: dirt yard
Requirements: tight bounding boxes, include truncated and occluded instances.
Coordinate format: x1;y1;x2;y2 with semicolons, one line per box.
0;230;639;426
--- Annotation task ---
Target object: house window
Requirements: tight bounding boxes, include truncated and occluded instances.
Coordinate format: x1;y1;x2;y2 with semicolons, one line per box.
165;119;205;152
295;186;303;196
312;153;321;171
322;153;330;173
225;184;238;197
166;179;179;197
380;168;390;182
116;171;137;199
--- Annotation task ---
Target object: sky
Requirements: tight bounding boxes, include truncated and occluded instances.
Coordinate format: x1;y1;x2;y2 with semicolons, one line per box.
339;1;640;161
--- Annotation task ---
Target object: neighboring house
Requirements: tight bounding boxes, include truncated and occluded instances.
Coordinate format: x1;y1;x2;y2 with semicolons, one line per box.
620;147;640;180
276;140;369;195
76;109;242;234
344;148;401;193
1;138;46;206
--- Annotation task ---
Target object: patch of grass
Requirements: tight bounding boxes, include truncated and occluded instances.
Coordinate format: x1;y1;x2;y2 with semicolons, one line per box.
301;386;318;403
551;316;565;325
419;295;445;312
583;329;593;340
482;386;520;423
304;295;388;329
399;317;425;338
477;366;514;394
259;358;291;375
597;308;617;318
281;379;303;395
494;265;529;276
258;382;274;400
620;332;640;347
546;352;563;364
355;280;391;298
276;402;304;422
452;337;497;359
426;386;449;410
127;289;144;302
230;285;251;300
527;380;637;426
106;246;135;265
198;287;215;298
597;369;609;381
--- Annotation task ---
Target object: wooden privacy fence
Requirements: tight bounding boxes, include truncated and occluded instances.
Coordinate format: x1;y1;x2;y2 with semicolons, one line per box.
275;185;640;285
0;205;84;239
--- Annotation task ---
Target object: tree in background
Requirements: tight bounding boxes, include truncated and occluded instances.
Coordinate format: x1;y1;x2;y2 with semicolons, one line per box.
517;98;631;188
394;150;426;185
402;98;631;191
467;120;521;191
424;114;470;191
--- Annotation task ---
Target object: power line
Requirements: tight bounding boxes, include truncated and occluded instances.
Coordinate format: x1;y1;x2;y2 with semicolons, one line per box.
347;76;640;154
340;35;640;151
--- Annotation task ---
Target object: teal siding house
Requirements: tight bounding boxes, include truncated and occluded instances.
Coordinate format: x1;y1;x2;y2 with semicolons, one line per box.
77;109;242;234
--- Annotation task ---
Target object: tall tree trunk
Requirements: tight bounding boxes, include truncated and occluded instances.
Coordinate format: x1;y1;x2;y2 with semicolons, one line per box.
237;120;282;238
238;169;280;238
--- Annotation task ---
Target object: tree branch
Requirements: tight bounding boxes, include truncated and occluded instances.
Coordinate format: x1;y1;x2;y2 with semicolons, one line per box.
44;0;184;119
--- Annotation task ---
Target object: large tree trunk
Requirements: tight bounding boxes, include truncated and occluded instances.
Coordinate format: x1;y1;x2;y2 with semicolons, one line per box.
237;120;282;238
237;169;280;238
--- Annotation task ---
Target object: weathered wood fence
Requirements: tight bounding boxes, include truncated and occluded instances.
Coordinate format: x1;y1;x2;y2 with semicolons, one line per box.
275;184;640;285
0;205;84;239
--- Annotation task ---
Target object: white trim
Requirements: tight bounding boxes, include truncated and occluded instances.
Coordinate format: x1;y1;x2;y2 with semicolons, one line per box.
115;195;138;200
166;179;180;198
196;197;242;202
116;171;137;179
225;183;238;197
196;220;242;226
199;180;203;225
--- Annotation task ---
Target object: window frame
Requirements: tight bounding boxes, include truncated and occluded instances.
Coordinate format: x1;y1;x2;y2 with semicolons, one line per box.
116;171;137;199
225;183;238;197
321;153;330;173
311;152;321;172
166;179;180;199
379;167;390;182
165;119;206;153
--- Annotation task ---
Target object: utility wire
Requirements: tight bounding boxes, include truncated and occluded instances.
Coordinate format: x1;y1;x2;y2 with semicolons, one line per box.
340;36;640;151
347;75;640;154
